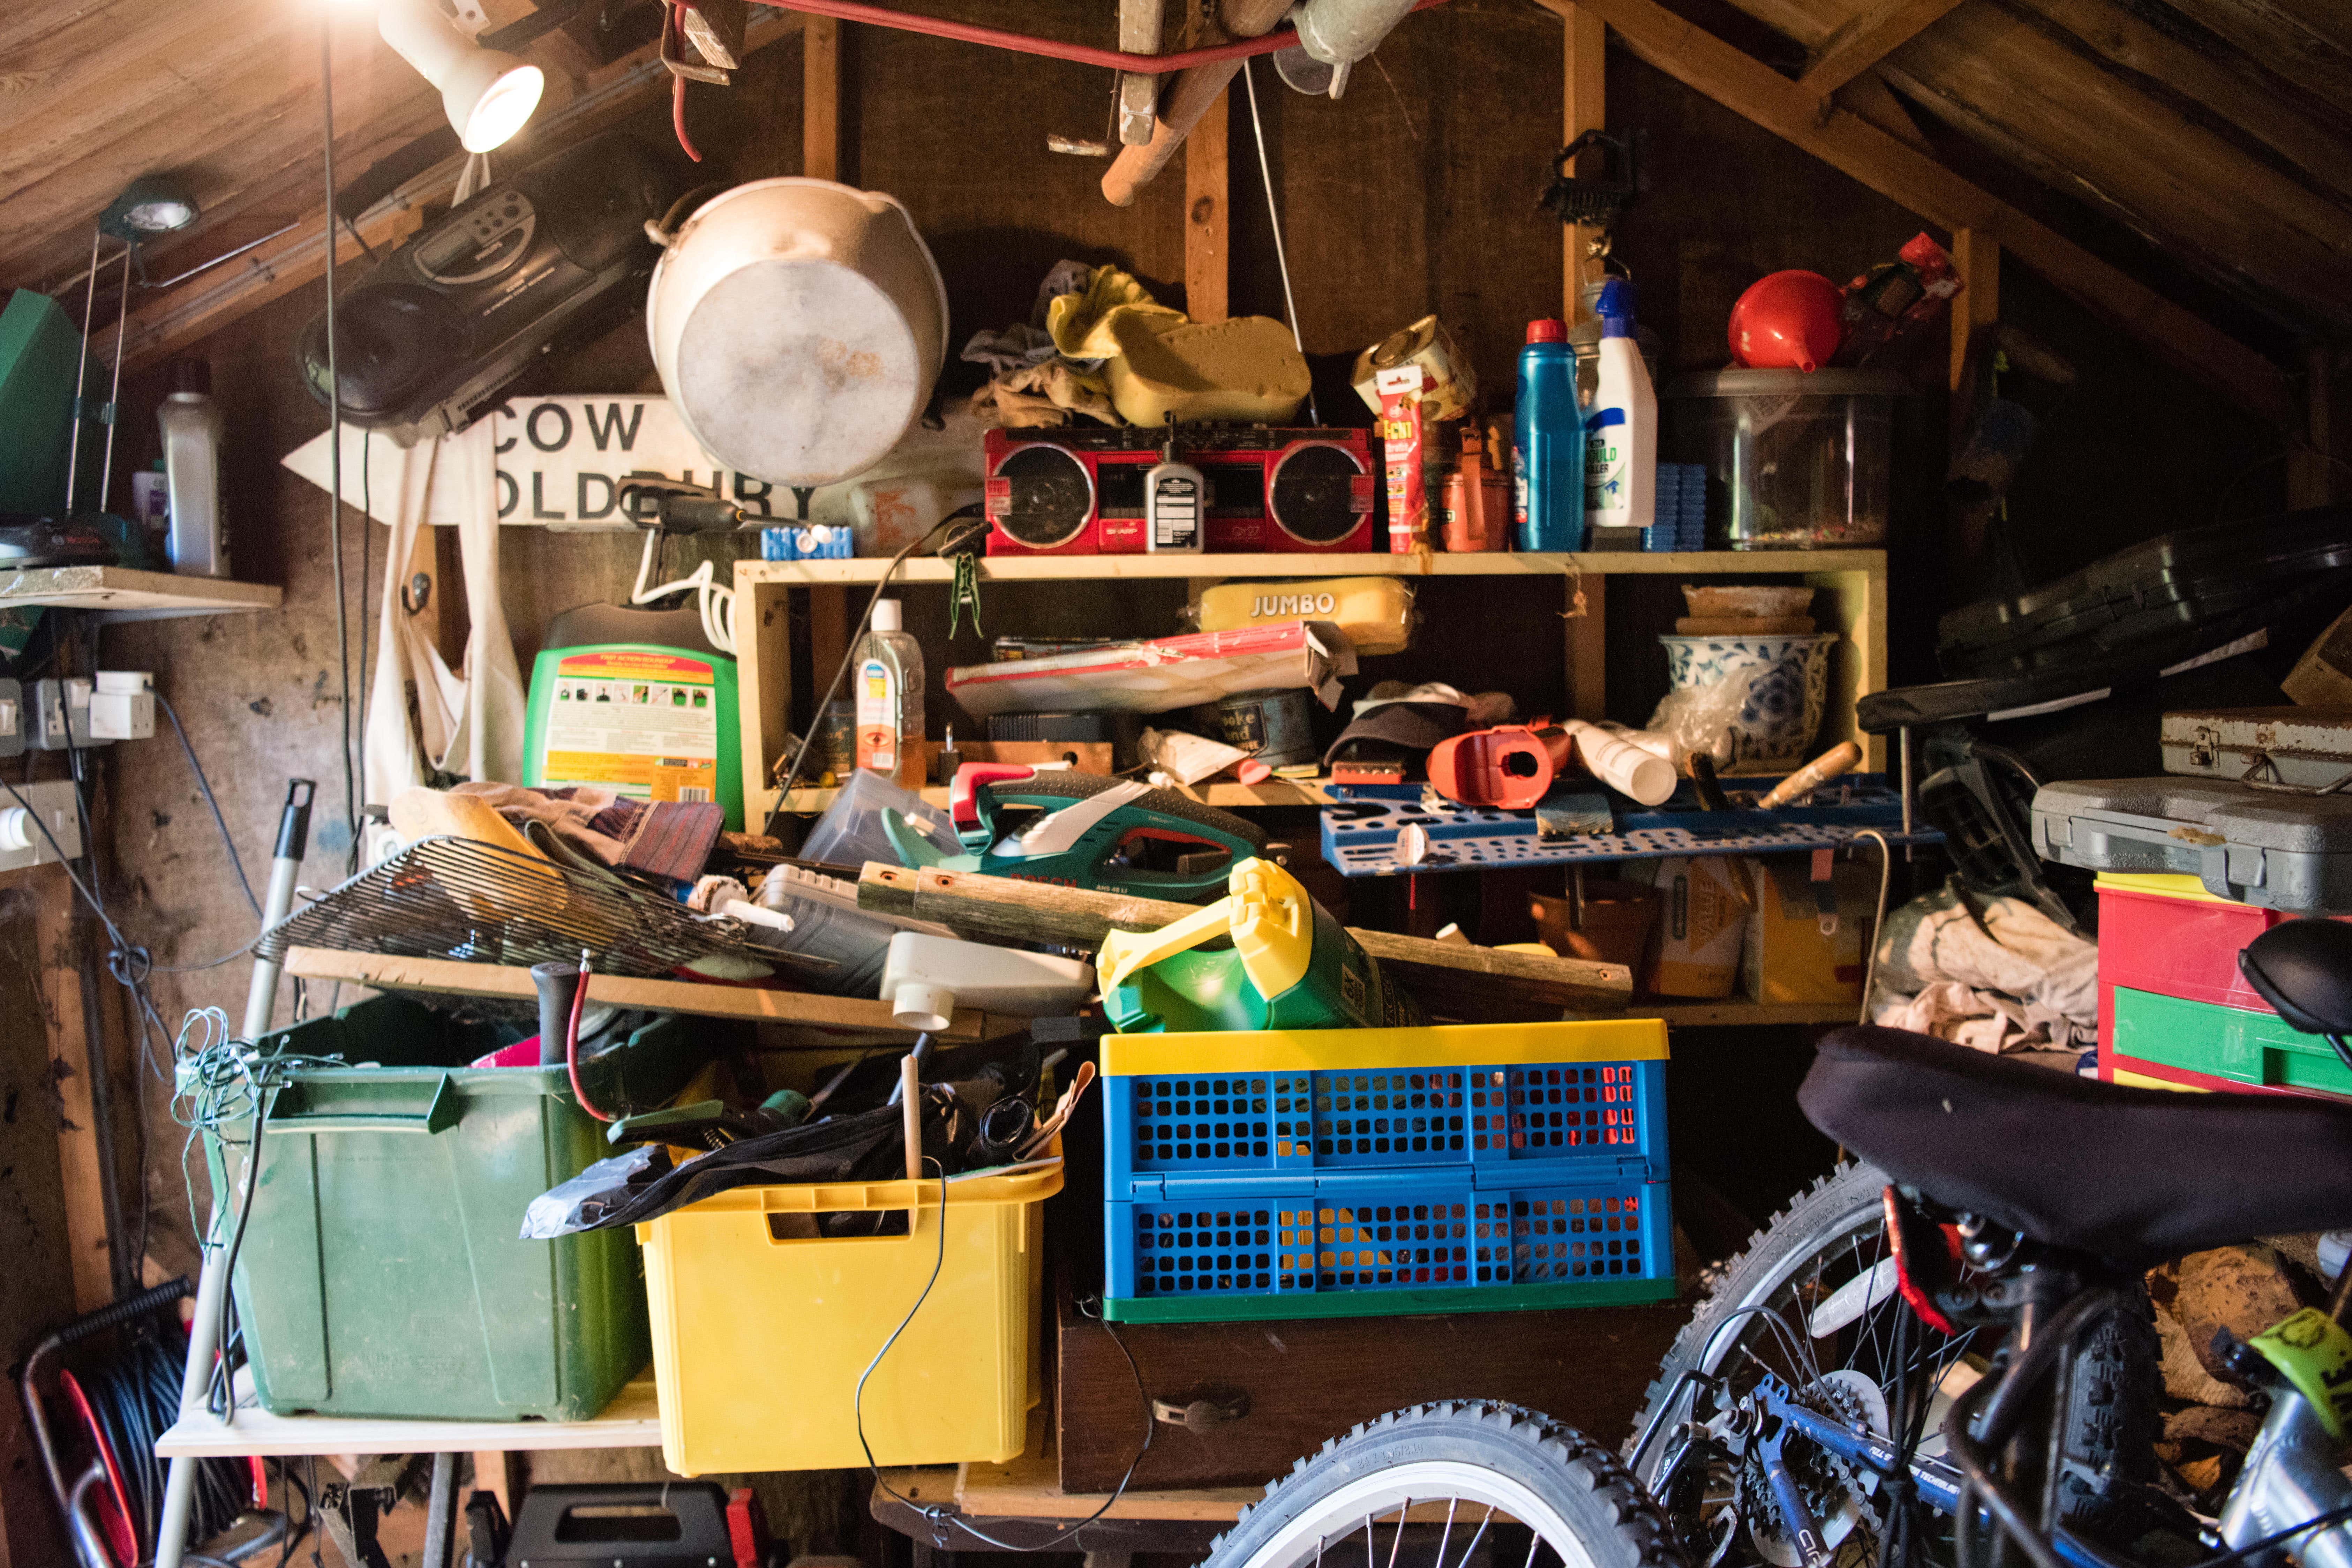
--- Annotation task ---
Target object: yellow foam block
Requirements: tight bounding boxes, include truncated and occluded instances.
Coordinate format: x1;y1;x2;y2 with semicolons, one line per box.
1105;315;1310;428
1195;576;1415;656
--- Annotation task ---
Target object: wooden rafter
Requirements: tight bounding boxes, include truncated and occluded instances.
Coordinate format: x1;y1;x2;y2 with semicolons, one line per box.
1531;0;2299;429
1796;0;1966;96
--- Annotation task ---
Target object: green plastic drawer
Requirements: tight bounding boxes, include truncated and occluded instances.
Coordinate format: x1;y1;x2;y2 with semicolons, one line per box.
2110;985;2352;1101
202;998;693;1421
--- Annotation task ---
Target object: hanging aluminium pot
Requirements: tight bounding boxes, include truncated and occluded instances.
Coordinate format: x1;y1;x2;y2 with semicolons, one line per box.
646;178;949;488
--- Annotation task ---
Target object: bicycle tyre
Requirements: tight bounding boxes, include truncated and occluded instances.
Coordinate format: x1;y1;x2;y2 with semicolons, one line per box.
1206;1402;1689;1568
1626;1162;2158;1544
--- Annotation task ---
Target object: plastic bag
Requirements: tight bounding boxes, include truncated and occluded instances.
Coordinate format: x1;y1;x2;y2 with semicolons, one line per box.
1645;659;1768;768
520;1104;912;1238
801;768;961;869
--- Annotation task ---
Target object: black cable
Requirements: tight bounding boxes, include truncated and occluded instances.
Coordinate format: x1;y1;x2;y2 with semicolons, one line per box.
858;1159;1153;1551
156;692;261;916
320;10;359;865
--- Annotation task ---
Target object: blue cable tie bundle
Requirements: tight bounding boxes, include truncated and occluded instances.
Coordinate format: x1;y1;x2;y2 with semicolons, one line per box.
760;525;856;561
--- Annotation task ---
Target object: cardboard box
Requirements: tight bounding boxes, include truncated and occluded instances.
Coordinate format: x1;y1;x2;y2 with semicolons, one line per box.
1741;856;1879;1004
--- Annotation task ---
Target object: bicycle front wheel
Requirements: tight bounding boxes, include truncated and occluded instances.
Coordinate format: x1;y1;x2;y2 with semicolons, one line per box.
1204;1402;1689;1568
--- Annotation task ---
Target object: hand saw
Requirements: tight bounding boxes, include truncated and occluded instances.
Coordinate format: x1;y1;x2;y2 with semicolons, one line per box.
881;764;1267;902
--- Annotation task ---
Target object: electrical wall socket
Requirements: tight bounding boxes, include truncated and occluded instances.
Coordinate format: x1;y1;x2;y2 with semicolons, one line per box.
0;678;22;761
0;780;84;873
31;677;109;750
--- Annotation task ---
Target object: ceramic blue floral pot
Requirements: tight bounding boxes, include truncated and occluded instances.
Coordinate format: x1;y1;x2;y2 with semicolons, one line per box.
1658;632;1838;768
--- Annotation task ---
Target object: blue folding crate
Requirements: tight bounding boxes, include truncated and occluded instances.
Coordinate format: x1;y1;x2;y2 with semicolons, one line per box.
1102;1020;1674;1322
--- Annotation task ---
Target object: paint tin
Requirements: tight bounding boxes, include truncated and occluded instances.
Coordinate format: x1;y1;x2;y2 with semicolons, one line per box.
1215;688;1318;768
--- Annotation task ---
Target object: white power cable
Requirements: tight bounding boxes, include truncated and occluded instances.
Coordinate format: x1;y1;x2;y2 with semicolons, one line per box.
630;528;737;654
1241;57;1318;424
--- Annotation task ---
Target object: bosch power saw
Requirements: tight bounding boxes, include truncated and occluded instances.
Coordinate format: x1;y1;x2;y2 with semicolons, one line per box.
881;764;1268;902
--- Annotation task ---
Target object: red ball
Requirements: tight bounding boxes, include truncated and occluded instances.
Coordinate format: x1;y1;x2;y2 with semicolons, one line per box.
1729;270;1845;373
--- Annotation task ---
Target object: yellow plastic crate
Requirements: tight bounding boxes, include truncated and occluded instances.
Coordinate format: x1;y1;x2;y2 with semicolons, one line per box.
637;1149;1060;1475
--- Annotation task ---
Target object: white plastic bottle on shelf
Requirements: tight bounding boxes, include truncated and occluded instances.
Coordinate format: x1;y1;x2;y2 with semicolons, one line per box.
157;359;229;578
1584;278;1657;535
852;598;926;790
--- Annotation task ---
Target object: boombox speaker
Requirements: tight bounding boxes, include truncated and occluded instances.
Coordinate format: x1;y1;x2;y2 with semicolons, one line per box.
984;426;1376;555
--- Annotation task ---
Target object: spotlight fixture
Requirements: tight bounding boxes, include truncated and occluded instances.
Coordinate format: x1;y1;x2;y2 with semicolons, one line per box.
97;176;200;241
376;0;545;153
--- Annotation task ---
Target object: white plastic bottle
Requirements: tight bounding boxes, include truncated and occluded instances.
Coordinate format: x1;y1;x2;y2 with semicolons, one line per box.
852;598;926;790
1584;278;1656;535
157;359;229;578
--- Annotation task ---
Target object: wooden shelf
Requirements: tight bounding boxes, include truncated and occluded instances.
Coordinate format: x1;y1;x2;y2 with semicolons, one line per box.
1579;998;1862;1027
0;564;280;621
156;1375;662;1458
739;548;1882;585
771;774;1335;814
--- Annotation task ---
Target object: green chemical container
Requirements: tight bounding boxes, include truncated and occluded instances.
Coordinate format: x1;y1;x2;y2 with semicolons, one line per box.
203;996;702;1421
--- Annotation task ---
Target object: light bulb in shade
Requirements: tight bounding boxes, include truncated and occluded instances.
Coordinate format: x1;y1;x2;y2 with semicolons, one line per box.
377;0;544;153
454;55;543;151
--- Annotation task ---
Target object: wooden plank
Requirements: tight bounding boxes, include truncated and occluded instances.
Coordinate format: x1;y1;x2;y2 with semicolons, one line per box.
1797;0;1966;96
2156;0;2352;117
804;15;841;181
737;577;792;819
856;864;1635;1012
1834;72;1933;151
1538;0;2299;429
29;868;113;1313
1562;1;1608;321
2289;343;2337;509
0;565;281;616
1878;3;2352;329
1948;226;1999;397
1567;573;1607;720
157;1376;664;1458
1806;565;1887;773
1183;88;1230;323
736;548;1891;584
280;946;1004;1041
2015;0;2352;208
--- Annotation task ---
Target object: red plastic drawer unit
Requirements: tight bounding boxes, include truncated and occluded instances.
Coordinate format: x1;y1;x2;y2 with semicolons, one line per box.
2092;875;2352;1063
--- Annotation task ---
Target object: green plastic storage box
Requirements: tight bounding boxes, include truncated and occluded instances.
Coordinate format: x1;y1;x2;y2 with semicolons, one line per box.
2109;985;2352;1101
204;997;697;1421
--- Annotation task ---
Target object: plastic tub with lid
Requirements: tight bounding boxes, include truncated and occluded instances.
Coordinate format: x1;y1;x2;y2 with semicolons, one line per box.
1664;368;1910;549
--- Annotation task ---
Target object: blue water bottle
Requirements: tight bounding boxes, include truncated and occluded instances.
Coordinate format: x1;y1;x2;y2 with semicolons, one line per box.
1513;317;1586;552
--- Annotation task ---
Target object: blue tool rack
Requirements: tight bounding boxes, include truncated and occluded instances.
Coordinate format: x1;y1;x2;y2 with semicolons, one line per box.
1319;773;1943;878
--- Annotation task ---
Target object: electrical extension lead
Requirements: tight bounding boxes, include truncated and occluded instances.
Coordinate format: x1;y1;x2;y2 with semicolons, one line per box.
771;510;991;818
857;1158;1155;1551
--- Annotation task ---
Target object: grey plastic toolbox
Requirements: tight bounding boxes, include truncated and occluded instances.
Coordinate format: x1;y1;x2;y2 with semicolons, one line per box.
2032;775;2352;913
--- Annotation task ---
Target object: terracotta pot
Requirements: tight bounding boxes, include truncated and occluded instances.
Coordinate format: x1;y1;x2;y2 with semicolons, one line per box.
1528;880;1660;969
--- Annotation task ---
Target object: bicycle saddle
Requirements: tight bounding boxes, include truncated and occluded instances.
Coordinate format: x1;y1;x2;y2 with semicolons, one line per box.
1798;1026;2352;1263
2242;918;2352;1036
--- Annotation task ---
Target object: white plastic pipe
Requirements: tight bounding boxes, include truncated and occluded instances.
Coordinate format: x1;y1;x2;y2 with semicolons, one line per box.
1563;720;1678;805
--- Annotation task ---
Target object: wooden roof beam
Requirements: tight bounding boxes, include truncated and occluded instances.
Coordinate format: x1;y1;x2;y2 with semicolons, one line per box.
1797;0;1966;96
1532;0;2298;429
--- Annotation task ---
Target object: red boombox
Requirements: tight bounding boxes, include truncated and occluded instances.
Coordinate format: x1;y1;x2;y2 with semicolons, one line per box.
983;426;1377;556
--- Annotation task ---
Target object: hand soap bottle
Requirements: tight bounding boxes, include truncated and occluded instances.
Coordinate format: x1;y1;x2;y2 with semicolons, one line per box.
852;598;926;789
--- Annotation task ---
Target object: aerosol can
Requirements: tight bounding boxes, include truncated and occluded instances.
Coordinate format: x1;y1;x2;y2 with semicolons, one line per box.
1095;856;1424;1033
1144;419;1205;553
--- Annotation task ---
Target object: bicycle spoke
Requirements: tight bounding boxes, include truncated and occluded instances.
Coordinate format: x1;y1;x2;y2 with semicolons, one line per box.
1455;1504;1497;1568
